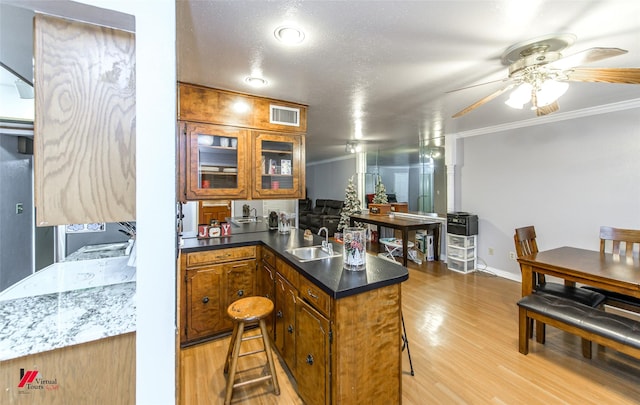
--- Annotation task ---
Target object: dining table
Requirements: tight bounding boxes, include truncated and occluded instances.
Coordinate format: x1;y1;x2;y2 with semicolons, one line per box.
349;212;442;266
517;246;640;299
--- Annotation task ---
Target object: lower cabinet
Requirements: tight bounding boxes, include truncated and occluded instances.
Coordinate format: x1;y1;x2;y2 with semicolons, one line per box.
296;298;330;405
257;247;276;337
180;246;257;344
180;245;402;404
274;272;297;373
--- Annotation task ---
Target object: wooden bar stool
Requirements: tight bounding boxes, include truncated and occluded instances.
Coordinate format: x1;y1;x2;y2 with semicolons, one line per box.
223;296;280;405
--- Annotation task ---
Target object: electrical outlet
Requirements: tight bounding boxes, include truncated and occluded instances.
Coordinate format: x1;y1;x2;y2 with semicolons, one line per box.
509;251;517;260
488;248;494;255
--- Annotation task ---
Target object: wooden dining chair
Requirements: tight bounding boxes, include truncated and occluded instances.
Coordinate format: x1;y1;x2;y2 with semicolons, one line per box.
581;226;640;312
514;226;606;351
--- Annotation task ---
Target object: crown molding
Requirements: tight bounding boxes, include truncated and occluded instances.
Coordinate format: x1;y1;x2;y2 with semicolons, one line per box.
451;98;640;139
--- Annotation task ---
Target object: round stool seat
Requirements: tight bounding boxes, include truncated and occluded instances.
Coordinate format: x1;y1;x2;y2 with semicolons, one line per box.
227;296;274;322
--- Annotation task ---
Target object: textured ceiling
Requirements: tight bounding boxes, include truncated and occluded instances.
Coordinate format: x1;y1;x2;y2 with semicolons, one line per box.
177;0;640;164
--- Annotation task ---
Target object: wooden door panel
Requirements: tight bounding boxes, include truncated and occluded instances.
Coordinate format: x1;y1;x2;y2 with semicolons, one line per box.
186;266;224;340
296;299;330;405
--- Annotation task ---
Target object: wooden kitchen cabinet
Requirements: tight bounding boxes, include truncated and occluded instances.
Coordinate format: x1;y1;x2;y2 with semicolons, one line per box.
179;121;249;201
178;83;307;133
296;299;330;405
252;131;305;199
180;246;257;344
274;271;298;373
184;265;225;341
257;247;277;337
177;83;307;201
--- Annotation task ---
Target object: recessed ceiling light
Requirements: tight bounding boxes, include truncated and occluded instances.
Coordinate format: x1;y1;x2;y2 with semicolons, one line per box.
245;76;268;87
274;25;305;45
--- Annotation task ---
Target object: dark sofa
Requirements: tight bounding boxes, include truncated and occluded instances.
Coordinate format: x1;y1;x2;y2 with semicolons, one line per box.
299;198;343;236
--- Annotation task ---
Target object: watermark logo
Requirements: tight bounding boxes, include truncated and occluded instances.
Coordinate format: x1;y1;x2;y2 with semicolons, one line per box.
18;368;59;393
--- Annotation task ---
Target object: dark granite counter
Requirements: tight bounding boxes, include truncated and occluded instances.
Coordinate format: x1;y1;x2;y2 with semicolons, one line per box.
181;227;409;299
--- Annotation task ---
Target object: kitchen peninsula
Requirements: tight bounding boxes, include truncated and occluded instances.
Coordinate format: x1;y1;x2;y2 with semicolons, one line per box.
179;224;409;404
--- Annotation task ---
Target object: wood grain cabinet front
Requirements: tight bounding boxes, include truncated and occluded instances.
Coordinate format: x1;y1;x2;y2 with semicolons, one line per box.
181;247;257;344
296;298;330;405
274;272;298;374
179;121;249;201
177;83;307;202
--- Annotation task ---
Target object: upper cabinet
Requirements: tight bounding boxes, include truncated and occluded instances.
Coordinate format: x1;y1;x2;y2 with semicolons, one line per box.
178;83;307;133
177;83;307;201
34;14;136;226
252;131;305;199
180;122;249;200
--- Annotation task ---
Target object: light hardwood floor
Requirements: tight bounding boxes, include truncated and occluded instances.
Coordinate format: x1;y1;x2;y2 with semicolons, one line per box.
180;260;640;404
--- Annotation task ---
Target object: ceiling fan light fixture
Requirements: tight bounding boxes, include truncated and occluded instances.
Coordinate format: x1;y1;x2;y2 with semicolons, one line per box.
536;80;569;107
505;83;532;109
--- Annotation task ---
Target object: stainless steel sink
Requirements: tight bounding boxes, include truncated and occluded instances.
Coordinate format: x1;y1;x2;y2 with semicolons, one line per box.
231;217;261;225
285;245;341;262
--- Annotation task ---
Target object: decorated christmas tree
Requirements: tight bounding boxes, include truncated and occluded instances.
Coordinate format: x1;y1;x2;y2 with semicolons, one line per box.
372;176;388;204
338;175;362;231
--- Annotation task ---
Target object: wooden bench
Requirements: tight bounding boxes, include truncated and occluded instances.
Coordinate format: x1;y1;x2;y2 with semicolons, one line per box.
518;292;640;360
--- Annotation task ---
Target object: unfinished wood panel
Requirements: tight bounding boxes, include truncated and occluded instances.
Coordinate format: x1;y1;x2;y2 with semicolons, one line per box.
332;283;402;404
1;333;135;404
34;14;135;226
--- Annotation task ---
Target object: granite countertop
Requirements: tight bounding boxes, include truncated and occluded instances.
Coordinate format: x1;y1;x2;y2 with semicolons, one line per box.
0;256;136;361
181;227;409;299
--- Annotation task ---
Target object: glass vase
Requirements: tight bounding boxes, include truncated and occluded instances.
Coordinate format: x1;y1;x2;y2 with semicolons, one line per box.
278;212;291;234
343;227;366;271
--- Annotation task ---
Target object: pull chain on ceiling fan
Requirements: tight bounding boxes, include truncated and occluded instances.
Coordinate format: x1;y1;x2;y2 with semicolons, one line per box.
451;33;640;118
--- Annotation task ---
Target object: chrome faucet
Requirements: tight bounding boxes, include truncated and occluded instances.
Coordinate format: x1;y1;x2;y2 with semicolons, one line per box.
318;227;333;254
250;207;257;218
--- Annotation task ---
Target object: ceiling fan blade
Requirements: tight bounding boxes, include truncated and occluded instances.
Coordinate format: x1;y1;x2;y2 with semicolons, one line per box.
536;100;559;117
446;78;507;93
451;84;515;118
565;67;640;84
549;47;628;70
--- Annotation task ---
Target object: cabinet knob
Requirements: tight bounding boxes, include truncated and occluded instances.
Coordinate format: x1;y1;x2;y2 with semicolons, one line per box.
306;354;314;365
287;325;293;334
307;289;319;299
202;296;209;304
277;310;283;318
237;289;244;297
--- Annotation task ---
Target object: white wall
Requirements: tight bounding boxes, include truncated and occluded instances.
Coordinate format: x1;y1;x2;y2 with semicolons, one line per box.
458;108;640;280
70;1;177;404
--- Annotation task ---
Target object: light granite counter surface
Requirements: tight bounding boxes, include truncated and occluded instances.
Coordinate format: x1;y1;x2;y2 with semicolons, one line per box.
0;255;136;361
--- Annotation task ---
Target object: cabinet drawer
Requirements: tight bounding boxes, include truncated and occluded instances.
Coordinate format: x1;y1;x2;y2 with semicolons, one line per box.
447;234;476;248
187;246;256;267
262;247;276;268
298;277;331;317
447;245;475;260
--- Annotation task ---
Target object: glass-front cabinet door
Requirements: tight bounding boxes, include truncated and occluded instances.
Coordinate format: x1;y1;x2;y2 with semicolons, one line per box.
252;131;304;199
183;122;249;200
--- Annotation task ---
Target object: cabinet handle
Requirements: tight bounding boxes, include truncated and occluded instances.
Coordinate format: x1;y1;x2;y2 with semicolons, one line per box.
307;289;318;299
306;354;314;365
277;310;283;318
237;289;244;297
287;325;293;334
202;296;209;304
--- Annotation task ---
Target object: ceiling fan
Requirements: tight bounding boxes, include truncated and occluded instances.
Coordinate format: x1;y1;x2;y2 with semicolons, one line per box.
451;34;640;118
